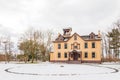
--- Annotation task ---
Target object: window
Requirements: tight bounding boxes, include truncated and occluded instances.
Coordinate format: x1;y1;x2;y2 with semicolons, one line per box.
90;32;95;39
91;35;94;39
92;52;95;58
58;44;61;49
64;43;67;49
92;42;95;48
64;52;67;58
84;52;88;58
58;53;61;58
74;46;78;49
74;35;77;40
85;43;88;48
78;54;81;58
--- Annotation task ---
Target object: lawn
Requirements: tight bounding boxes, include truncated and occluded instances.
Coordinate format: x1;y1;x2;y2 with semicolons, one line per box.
0;62;120;80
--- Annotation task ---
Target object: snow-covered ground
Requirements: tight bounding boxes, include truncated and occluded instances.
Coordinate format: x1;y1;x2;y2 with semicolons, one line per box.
0;62;120;80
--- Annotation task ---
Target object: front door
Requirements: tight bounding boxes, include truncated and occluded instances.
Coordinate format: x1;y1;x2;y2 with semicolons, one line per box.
73;52;78;61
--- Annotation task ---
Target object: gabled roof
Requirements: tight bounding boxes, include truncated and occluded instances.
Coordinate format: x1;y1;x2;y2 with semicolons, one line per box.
67;32;85;41
55;34;64;41
53;32;101;43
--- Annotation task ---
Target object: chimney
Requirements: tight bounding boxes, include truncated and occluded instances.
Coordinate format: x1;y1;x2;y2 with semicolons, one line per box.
98;30;101;38
58;33;61;37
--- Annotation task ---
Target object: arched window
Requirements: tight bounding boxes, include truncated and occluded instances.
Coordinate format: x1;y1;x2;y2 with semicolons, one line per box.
74;35;77;40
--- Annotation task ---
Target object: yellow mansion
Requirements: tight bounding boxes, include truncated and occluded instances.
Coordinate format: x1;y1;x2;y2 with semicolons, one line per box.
50;28;102;63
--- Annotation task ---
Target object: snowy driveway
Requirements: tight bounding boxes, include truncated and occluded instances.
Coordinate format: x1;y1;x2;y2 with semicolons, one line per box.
0;62;120;80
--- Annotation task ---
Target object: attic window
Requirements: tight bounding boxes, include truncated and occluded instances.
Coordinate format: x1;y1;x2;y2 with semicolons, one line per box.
91;35;94;39
74;35;77;40
90;32;95;39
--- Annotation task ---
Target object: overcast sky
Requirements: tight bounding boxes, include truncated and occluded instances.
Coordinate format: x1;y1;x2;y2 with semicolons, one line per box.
0;0;120;42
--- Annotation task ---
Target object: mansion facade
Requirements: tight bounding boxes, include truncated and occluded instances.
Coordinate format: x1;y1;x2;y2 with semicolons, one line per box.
50;28;102;63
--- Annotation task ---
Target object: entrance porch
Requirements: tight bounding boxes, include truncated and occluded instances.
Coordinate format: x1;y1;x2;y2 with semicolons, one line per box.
68;50;82;63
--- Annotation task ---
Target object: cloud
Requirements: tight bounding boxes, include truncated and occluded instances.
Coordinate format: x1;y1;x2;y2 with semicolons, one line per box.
0;0;119;37
37;0;119;34
0;0;119;53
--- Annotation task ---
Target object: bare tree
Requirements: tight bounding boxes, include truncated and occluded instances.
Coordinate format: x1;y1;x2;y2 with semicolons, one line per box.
2;36;13;63
18;27;54;63
45;30;53;61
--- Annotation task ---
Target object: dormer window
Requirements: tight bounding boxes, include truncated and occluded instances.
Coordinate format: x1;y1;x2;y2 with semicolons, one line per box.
90;32;95;39
91;35;94;39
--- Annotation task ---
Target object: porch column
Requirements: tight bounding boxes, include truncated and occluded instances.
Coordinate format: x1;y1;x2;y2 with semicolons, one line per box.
68;52;71;61
80;51;82;63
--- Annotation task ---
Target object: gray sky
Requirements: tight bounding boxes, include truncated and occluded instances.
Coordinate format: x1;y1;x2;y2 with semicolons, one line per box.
0;0;120;41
